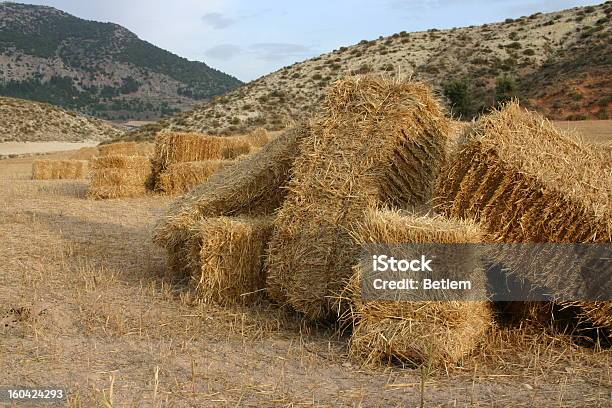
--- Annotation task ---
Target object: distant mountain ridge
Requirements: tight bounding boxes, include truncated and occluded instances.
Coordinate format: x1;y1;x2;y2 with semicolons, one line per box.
0;96;121;142
0;2;242;120
120;2;611;141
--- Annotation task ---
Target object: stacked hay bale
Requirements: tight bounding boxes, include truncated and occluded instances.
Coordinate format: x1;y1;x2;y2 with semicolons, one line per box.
88;156;152;199
151;132;252;192
32;160;89;180
156;160;233;195
435;102;611;329
98;141;140;157
243;127;271;148
265;75;450;320
344;209;492;366
153;126;309;282
187;216;274;305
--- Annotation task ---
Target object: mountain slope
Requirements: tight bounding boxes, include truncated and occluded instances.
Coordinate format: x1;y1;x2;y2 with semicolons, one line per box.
121;2;611;141
0;2;242;120
0;96;121;142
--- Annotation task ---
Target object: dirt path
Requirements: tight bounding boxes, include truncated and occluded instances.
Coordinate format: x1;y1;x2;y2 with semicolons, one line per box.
553;120;612;146
0;141;100;156
0;157;610;407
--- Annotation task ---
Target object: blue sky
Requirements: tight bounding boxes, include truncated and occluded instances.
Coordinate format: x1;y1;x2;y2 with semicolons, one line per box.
22;0;603;81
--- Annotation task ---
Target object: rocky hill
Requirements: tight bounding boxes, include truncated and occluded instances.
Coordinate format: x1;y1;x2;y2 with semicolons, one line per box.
0;96;121;142
120;2;611;141
0;2;242;120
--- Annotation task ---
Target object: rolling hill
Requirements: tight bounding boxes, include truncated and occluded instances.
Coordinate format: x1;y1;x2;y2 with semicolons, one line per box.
0;2;242;120
0;96;121;142
120;2;611;141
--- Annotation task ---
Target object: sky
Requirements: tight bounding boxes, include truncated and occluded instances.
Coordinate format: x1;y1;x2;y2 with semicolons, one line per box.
20;0;604;82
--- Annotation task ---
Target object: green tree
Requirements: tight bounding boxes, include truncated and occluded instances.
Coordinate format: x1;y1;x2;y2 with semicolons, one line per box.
443;78;474;118
495;75;518;105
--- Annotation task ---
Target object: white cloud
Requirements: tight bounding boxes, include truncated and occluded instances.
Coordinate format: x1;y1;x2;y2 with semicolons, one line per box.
201;12;235;29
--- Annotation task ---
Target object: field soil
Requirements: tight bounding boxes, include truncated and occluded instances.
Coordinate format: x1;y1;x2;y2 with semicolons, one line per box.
553;120;612;146
0;142;100;157
0;146;610;407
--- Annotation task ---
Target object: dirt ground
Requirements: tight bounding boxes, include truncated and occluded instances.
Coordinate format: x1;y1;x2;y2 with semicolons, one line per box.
0;148;610;407
0;142;100;157
552;120;612;147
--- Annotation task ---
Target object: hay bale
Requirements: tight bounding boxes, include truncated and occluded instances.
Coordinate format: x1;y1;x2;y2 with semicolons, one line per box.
151;132;252;186
98;142;139;157
136;142;155;157
345;209;492;367
244;127;270;147
152;126;309;278
265;75;450;320
435;102;611;328
187;216;274;305
157;160;233;195
88;155;152;199
32;159;89;180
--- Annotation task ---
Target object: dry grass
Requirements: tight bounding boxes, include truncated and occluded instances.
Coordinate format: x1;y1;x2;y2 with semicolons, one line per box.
157;160;233;195
266;75;450;320
88;155;152;199
31;159;89;180
1;153;610;407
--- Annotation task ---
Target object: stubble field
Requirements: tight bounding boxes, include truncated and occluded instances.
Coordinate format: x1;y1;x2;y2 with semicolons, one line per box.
0;134;610;406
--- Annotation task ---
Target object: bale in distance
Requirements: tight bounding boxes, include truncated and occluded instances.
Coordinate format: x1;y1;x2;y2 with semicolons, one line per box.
344;209;492;367
151;132;252;188
152;126;309;278
157;160;233;195
265;75;451;320
187;216;274;305
243;127;271;148
32;159;89;180
98;141;139;157
88;155;152;199
435;101;611;329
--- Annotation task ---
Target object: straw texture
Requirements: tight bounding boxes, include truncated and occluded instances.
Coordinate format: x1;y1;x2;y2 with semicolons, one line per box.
98;142;139;157
151;132;251;188
152;126;309;278
32;159;89;180
435;102;611;329
187;216;274;305
340;209;491;366
265;75;450;320
88;155;152;199
157;160;233;195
